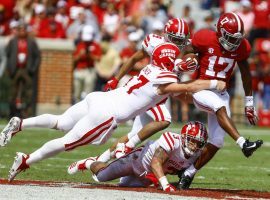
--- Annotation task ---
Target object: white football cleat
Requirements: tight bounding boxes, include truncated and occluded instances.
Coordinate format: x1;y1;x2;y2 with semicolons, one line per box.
0;117;22;147
114;143;133;158
8;152;29;182
67;157;97;175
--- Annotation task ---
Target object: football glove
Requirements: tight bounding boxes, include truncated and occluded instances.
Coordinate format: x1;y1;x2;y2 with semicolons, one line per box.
104;77;119;91
174;57;198;73
245;106;258;125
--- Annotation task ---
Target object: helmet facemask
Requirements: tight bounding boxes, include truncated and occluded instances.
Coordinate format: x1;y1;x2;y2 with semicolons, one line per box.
165;32;189;50
219;28;243;52
182;134;206;157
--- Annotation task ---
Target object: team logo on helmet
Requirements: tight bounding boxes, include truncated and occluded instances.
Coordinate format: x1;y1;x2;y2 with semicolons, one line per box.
151;42;180;71
216;12;244;52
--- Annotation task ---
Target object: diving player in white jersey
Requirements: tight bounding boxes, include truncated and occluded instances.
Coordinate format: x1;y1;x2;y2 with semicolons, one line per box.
68;121;208;192
4;43;225;182
97;18;198;162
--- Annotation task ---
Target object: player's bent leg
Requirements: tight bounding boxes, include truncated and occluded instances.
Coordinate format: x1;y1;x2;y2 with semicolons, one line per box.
94;155;134;182
0;117;22;147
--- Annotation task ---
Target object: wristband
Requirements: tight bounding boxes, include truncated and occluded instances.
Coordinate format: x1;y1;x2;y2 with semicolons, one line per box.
245;96;254;107
159;176;169;189
209;80;218;89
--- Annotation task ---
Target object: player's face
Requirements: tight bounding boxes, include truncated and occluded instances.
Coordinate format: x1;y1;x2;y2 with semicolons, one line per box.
167;34;187;49
186;137;204;153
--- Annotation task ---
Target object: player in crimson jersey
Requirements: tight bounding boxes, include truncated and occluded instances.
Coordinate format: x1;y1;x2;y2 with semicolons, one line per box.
68;121;208;192
96;18;198;163
177;12;263;189
2;43;225;182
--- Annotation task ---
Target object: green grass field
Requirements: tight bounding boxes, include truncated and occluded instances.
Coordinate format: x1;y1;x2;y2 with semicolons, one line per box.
0;123;269;192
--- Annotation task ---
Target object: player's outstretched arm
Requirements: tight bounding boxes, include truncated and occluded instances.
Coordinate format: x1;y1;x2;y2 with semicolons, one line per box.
115;49;147;80
158;79;226;95
151;147;176;192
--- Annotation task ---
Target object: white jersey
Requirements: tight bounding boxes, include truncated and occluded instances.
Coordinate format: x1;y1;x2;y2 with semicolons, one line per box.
133;132;201;176
101;65;178;123
142;34;166;56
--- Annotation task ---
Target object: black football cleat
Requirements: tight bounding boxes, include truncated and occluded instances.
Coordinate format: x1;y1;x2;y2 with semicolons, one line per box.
242;139;263;158
177;174;194;190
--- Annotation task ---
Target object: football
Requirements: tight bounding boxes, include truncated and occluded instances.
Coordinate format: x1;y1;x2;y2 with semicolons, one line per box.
182;53;199;64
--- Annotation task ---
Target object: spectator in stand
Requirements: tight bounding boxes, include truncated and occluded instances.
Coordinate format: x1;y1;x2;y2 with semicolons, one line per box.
182;5;195;36
73;25;102;103
39;7;66;39
95;35;121;91
55;0;70;29
200;11;215;31
151;20;164;35
66;7;99;42
141;2;168;35
28;4;48;37
0;5;9;36
101;3;120;39
118;31;147;87
15;0;34;24
248;0;270;46
5;22;41;117
256;39;270;110
235;0;254;37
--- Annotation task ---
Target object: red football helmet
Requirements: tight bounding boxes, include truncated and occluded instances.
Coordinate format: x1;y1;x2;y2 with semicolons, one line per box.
151;42;180;71
216;12;244;52
164;18;190;49
181;121;208;157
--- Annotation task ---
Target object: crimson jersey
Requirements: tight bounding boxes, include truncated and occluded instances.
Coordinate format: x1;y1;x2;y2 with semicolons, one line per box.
192;29;251;84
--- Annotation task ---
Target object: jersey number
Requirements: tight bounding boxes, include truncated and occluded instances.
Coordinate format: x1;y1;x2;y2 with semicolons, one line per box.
205;56;235;78
127;75;149;94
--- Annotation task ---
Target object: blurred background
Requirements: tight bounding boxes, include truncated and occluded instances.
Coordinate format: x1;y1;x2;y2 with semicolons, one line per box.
0;0;269;126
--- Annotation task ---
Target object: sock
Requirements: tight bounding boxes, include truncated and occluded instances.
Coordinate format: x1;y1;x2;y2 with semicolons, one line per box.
97;149;111;162
126;134;141;148
236;136;246;149
184;164;198;177
22;114;58;130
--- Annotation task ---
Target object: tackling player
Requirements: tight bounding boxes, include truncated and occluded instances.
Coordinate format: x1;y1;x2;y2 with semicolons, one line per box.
96;18;198;162
177;12;263;189
1;43;225;182
68;121;208;192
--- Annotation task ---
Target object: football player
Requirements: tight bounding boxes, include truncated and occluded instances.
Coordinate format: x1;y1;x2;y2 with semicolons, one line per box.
2;43;225;182
68;121;208;192
96;18;198;163
177;12;263;189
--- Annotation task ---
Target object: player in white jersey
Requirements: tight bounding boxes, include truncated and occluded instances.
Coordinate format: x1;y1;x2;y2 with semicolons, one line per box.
97;18;198;162
68;121;208;192
4;43;225;182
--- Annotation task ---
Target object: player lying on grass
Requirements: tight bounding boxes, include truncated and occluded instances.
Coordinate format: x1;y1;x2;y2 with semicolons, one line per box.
0;43;226;182
68;121;208;192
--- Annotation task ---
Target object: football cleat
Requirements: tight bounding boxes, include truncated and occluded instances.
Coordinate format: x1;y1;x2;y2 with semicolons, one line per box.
242;139;263;158
114;143;133;158
0;117;22;147
67;157;97;175
8;152;29;182
177;174;194;190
